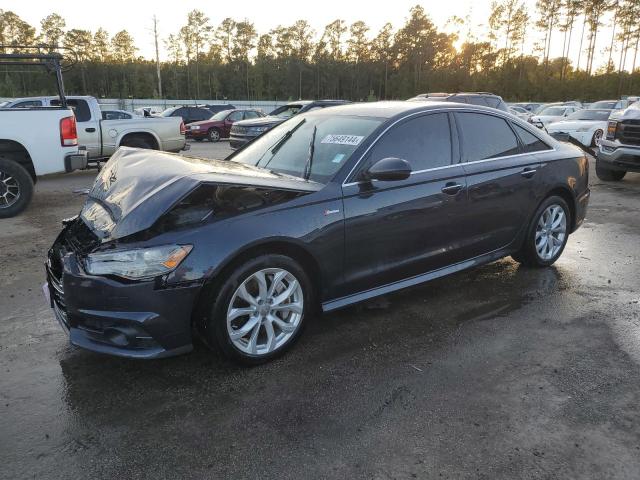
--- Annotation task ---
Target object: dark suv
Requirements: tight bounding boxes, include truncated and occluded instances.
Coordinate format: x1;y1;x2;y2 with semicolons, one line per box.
408;92;509;112
160;105;234;125
229;100;351;149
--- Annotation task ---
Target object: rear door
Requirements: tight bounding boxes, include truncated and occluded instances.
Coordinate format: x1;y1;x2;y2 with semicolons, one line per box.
341;112;468;295
455;111;547;257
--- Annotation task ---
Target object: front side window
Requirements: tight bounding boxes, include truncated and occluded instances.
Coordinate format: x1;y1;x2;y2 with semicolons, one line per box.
244;111;261;120
512;124;550;153
232;114;383;184
365;113;452;173
227;111;244;122
457;113;520;162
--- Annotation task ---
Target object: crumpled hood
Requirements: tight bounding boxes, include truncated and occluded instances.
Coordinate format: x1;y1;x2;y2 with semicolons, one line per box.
83;147;321;240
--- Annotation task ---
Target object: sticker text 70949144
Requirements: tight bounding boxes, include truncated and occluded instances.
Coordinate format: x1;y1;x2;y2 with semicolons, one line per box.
321;134;364;146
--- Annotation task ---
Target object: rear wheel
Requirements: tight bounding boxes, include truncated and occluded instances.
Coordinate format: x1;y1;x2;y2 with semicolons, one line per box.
595;159;626;181
204;254;312;365
120;135;154;149
208;128;221;142
0;157;33;218
512;195;570;268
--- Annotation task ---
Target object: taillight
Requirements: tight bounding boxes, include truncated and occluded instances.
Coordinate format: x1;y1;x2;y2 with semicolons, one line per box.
180;121;186;135
606;121;617;140
60;116;78;146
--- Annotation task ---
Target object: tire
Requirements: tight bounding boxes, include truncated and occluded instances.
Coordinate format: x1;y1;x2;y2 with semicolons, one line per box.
0;157;34;218
204;254;313;365
591;129;604;147
208;128;221;142
120;135;154;149
595;159;626;181
512;195;571;268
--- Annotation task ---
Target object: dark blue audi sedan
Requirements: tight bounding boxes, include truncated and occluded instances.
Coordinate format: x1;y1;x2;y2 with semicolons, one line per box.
46;102;590;364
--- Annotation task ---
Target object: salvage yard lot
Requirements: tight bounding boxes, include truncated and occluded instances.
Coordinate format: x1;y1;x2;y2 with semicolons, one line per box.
1;141;640;479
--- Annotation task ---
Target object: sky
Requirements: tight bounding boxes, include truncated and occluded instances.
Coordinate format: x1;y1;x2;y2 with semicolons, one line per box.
3;0;618;69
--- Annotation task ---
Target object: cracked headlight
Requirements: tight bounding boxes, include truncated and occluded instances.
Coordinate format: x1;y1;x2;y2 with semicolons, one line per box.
85;244;192;279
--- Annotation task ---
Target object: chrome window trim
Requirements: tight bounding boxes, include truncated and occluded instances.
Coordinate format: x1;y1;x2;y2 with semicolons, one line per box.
341;107;556;187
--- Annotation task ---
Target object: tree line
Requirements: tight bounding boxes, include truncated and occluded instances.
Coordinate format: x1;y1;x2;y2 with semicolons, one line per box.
1;1;640;103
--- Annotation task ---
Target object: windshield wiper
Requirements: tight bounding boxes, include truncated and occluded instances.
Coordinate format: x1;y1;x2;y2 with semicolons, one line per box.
270;119;306;155
303;125;317;181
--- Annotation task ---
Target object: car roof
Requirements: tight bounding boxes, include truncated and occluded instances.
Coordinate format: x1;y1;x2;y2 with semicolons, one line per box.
304;100;507;119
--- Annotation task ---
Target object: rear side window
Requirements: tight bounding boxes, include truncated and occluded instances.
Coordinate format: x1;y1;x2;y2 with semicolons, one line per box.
457;113;520;162
13;100;43;108
51;99;91;122
367;113;452;172
512;124;550;153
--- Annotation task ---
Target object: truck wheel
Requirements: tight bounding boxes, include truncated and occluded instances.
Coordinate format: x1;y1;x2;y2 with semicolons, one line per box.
120;135;154;149
0;157;34;218
208;128;221;142
595;159;626;181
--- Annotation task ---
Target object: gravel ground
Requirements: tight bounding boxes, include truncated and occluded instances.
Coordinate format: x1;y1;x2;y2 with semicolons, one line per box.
1;142;639;479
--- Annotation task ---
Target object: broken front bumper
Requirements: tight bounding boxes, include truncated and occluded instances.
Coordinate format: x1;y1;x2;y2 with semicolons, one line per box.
45;228;201;359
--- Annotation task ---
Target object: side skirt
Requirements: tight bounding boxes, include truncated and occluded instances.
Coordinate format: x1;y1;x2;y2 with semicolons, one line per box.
322;247;512;313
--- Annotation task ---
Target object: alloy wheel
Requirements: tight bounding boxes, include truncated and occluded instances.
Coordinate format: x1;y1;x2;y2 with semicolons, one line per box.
0;170;20;209
593;129;603;146
209;129;220;142
226;268;303;356
535;204;567;261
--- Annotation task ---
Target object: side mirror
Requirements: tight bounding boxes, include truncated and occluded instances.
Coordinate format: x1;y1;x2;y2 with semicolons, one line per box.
364;157;412;182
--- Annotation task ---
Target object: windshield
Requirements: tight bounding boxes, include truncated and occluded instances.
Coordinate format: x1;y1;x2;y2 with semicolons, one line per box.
269;105;304;119
231;114;383;184
209;110;232;121
590;101;617;109
540;107;566;116
566;109;611;121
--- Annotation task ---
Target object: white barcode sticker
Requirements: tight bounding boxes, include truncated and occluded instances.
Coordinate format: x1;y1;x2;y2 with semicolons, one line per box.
321;134;364;146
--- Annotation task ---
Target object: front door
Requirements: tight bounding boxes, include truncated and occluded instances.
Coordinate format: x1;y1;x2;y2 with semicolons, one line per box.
341;112;468;295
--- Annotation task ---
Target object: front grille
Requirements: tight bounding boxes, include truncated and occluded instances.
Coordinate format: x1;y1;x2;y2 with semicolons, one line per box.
617;120;640;145
231;126;247;135
46;249;69;329
65;218;100;254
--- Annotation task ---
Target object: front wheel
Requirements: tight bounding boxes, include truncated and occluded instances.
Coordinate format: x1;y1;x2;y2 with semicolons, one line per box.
595;159;626;181
208;128;221;142
591;129;604;147
0;158;34;218
205;254;312;365
512;195;571;268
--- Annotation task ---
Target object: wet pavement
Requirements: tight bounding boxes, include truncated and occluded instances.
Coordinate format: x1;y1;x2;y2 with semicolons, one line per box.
1;145;640;479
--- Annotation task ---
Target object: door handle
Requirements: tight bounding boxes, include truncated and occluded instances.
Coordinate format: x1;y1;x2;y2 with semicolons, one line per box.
521;167;537;178
441;182;463;195
85;127;96;132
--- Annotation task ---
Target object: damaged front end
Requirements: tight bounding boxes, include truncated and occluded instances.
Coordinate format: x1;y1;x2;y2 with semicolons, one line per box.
46;147;320;358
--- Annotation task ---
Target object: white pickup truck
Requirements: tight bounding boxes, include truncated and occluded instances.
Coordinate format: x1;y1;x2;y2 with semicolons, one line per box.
0;105;88;217
4;95;188;160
